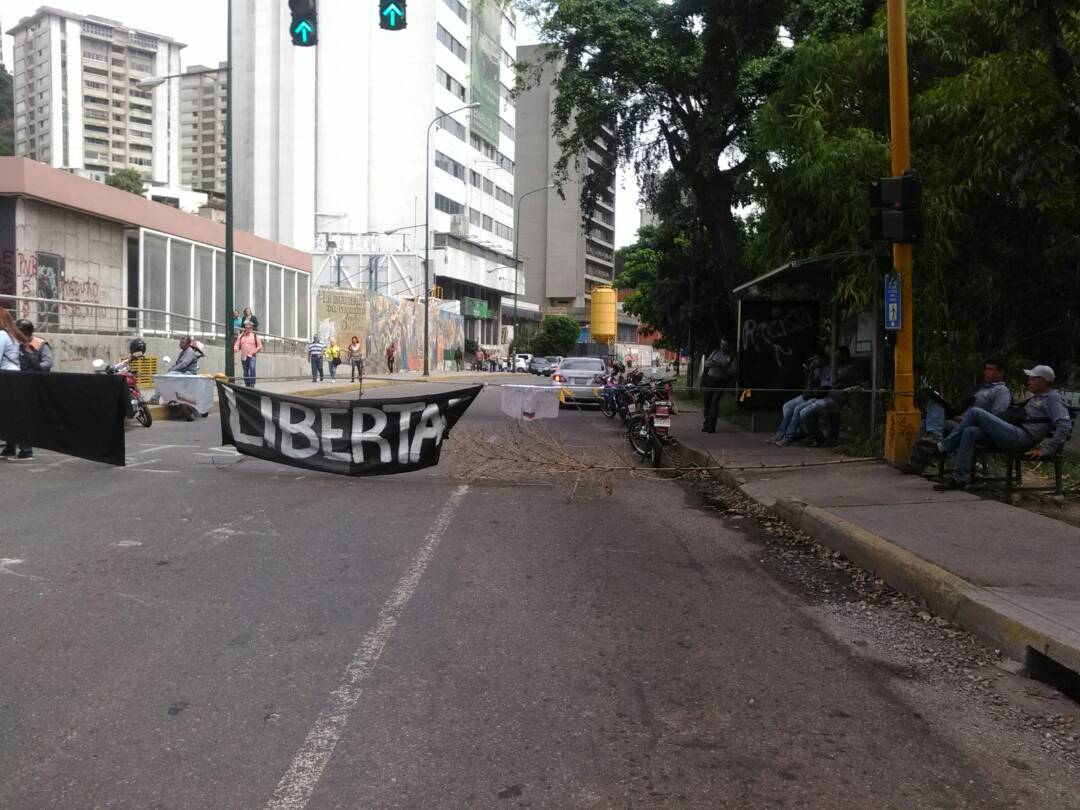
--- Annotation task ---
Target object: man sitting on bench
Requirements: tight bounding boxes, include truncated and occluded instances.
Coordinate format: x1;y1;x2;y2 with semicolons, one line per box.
929;364;1073;491
778;347;856;447
901;357;1012;475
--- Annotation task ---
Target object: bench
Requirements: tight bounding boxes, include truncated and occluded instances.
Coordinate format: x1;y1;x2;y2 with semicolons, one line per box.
935;411;1076;496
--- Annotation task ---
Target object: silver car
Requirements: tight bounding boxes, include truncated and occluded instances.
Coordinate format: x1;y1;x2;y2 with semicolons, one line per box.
551;356;608;403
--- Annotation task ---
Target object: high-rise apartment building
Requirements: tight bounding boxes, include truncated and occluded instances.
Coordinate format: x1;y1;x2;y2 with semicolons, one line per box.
515;43;617;319
233;0;521;345
6;7;183;185
179;63;227;196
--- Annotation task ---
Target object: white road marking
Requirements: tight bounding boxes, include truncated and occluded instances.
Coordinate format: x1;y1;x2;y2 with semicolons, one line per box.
132;444;198;455
265;484;470;810
0;559;43;581
46;457;81;468
118;459;161;470
136;469;180;474
113;541;143;548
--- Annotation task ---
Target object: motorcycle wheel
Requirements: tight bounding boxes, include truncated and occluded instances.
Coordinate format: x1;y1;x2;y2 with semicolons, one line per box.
136;403;153;428
184;405;196;422
649;439;663;468
600;396;616;419
627;415;650;457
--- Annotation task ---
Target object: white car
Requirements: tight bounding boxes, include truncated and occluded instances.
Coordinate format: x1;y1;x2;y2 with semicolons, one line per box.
514;353;532;372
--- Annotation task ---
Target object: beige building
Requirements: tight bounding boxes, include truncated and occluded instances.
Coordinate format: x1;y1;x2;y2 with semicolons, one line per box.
514;43;617;317
180;63;227;196
6;7;183;185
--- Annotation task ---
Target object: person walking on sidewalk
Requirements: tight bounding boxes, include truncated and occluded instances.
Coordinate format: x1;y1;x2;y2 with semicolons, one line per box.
233;325;262;388
901;357;1012;474
455;346;464;372
701;337;737;433
347;336;364;383
930;365;1073;491
325;338;342;381
307;334;326;382
2;318;53;460
386;341;397;374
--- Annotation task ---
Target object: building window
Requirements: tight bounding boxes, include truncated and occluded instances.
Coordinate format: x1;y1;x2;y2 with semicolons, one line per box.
482;214;492;231
436;67;466;101
468;207;481;226
483;177;493;195
442;0;468;23
436;25;467;61
434;193;464;215
436;108;467;141
500;119;515;141
435;150;465;181
494;186;513;207
493;221;513;241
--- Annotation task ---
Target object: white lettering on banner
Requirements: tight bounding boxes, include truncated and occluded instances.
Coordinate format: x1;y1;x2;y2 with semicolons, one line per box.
260;396;278;447
409;404;446;463
350;407;392;464
383;403;427;464
280;403;319;459
320;408;351;463
224;387;265;447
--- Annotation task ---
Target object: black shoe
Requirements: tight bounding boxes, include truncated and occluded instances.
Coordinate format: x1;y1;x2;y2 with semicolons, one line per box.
15;449;32;460
933;479;967;492
899;462;926;475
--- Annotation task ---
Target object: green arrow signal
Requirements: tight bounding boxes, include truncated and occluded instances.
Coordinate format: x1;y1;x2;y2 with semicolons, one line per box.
382;3;403;27
293;19;313;43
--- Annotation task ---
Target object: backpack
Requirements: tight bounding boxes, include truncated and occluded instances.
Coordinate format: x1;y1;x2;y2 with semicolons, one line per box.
19;339;45;371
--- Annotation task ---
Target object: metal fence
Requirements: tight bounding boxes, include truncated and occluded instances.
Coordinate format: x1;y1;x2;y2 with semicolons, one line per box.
0;295;307;355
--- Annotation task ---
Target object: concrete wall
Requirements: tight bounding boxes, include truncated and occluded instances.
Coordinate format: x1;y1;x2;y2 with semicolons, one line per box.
9;198;125;329
37;331;308;380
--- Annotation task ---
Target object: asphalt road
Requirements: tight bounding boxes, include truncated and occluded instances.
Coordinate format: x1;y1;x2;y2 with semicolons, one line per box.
2;383;1079;808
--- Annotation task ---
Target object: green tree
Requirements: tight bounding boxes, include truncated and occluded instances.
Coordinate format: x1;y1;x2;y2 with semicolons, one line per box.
0;64;14;156
518;0;790;337
105;168;147;196
536;314;582;356
749;0;1080;393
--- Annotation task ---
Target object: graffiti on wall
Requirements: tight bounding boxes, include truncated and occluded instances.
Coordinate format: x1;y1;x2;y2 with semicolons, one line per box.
5;251;105;323
316;288;465;373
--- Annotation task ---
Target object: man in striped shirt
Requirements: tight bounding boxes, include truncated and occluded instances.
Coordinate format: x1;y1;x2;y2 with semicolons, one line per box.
307;335;326;382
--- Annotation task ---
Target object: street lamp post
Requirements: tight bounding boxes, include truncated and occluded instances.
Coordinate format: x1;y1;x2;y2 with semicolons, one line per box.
138;41;233;379
510;184;554;356
424;104;479;377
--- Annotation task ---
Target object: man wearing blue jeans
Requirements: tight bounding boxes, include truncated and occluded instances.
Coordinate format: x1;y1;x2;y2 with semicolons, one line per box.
770;349;827;444
776;347;856;446
307;335;326;382
930;365;1072;491
901;358;1012;474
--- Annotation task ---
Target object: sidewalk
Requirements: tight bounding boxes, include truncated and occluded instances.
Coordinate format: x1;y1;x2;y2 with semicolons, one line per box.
675;419;1080;676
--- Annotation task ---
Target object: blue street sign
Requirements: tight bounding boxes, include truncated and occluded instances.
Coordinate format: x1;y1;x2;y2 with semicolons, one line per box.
884;273;901;331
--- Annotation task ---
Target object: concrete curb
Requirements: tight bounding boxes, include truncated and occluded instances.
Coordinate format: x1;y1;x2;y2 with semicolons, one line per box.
678;438;1080;674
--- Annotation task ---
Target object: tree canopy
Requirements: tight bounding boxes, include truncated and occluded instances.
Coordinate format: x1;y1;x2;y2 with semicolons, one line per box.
105;168;147;196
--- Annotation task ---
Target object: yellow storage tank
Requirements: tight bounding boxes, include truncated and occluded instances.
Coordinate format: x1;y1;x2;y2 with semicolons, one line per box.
590;286;618;343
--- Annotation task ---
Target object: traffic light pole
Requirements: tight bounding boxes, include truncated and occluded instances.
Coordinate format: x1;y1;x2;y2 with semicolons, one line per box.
224;0;234;381
883;0;920;463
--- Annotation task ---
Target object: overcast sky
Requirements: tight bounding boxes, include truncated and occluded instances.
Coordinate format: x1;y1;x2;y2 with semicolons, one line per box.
3;1;641;246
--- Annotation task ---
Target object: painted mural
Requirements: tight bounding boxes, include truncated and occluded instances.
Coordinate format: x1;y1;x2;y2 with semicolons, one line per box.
315;287;465;373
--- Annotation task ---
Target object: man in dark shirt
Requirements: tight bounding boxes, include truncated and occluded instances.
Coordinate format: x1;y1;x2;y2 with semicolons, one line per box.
778;347;856;446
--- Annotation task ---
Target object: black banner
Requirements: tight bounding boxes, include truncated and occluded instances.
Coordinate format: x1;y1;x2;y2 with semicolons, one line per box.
217;382;482;476
0;371;128;465
738;300;820;410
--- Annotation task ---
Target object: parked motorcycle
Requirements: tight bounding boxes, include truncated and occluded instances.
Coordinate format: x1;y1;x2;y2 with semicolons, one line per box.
626;377;678;467
93;356;152;428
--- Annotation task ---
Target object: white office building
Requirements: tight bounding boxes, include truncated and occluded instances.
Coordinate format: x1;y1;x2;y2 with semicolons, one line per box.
180;63;228;197
232;0;521;346
7;7;184;186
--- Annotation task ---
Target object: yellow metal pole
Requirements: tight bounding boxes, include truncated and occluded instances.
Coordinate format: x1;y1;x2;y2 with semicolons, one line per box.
883;0;921;463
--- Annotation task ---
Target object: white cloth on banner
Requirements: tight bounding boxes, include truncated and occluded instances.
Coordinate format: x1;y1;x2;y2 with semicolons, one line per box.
501;384;560;420
153;374;216;414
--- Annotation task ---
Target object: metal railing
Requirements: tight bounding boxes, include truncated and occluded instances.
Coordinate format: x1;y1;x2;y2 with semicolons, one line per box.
0;295;307;355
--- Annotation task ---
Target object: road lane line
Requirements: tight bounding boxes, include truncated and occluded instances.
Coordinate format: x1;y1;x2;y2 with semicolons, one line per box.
265;484;470;810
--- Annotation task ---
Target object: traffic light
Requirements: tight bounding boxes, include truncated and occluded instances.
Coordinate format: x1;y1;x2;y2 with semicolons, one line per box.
380;0;407;30
869;170;921;243
289;0;317;46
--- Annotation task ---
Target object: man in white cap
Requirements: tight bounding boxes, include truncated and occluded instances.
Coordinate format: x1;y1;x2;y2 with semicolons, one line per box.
930;364;1072;491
